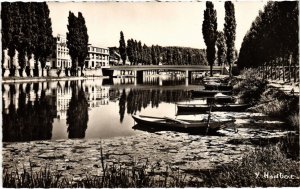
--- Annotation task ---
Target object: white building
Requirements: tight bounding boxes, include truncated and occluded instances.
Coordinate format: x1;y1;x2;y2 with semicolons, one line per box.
49;34;72;70
85;45;109;69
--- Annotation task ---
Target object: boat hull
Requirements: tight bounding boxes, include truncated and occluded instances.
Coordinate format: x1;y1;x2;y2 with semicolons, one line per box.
191;90;232;97
132;115;232;134
177;104;250;113
204;84;233;91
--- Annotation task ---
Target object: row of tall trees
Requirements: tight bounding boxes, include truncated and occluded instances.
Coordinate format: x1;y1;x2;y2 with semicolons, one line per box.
202;1;236;76
1;2;53;77
117;32;207;66
67;11;89;76
238;1;298;81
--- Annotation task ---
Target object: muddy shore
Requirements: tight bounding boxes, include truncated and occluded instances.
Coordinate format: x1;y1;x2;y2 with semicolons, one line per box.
3;126;293;181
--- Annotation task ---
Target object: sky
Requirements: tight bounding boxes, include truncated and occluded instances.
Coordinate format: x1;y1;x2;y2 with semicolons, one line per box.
47;1;267;51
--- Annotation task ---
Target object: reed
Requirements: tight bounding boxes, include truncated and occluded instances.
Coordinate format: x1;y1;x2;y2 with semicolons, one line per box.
200;144;300;187
2;144;201;188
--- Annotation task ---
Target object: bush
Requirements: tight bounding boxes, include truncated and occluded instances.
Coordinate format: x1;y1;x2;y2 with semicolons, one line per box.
288;113;299;133
233;68;268;105
201;145;300;187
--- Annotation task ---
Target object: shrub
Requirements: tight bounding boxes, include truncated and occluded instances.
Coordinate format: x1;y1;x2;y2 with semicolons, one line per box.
288;113;299;133
233;68;268;105
201;145;300;187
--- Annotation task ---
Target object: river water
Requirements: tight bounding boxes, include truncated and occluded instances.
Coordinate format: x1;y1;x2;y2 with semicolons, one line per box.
2;76;296;179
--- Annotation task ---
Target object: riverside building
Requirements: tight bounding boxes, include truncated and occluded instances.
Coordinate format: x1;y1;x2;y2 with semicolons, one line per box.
84;45;109;76
49;34;110;77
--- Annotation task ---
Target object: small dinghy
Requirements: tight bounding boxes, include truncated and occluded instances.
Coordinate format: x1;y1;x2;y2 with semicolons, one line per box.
132;115;234;134
177;103;250;113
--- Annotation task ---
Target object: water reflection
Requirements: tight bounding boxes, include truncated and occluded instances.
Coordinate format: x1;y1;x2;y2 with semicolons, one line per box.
67;81;89;139
2;76;193;142
2;84;55;142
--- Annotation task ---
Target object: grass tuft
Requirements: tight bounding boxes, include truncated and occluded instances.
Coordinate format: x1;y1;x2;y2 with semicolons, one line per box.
200;144;300;187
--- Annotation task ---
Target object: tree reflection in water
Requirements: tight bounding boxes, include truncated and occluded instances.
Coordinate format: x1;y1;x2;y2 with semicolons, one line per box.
67;81;89;139
119;89;126;123
2;84;54;142
115;88;191;118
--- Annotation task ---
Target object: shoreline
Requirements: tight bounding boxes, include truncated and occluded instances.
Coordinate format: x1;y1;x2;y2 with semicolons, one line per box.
1;76;109;84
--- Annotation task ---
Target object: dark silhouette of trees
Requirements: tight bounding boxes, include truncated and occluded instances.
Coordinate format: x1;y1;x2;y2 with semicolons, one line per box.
202;1;218;76
119;31;127;65
216;31;227;66
2;84;54;142
67;81;89;139
224;1;236;76
77;12;89;76
238;1;298;81
1;2;53;77
119;89;126;123
67;11;89;76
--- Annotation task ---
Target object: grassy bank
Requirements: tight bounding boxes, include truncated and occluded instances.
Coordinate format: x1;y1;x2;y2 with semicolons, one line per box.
233;68;299;132
200;144;300;187
3;144;299;188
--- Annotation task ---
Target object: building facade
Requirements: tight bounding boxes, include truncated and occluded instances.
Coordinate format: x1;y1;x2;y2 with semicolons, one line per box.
85;45;109;69
49;34;72;70
49;34;110;77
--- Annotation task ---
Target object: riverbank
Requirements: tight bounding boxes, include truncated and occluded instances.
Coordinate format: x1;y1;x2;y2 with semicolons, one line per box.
233;68;299;132
2;76;109;84
2;127;297;187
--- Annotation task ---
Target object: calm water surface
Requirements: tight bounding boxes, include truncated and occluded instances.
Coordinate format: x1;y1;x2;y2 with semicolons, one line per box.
3;76;206;142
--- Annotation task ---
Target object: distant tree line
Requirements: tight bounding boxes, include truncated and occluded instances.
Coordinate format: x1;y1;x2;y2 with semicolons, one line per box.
1;2;53;77
117;33;208;66
238;1;298;81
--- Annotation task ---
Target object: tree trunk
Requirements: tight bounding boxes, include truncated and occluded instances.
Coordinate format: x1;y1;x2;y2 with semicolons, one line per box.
210;64;213;77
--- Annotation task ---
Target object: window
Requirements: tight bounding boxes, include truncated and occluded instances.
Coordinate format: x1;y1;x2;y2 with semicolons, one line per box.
92;61;94;67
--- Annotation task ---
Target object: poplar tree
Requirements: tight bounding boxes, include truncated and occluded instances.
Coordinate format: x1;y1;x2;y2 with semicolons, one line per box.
224;1;236;76
216;31;227;66
119;31;126;65
67;11;88;76
126;39;134;64
202;1;218;76
77;12;89;76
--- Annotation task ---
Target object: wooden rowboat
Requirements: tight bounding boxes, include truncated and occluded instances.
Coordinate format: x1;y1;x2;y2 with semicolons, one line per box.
132;115;234;134
177;103;250;113
204;83;233;91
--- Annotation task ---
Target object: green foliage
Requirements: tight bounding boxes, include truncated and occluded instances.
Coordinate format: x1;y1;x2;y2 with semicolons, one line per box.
224;1;236;75
288;113;299;133
119;31;127;64
202;1;218;76
216;31;227;66
253;87;299;119
120;40;207;66
238;1;298;70
201;145;300;187
67;11;89;76
233;68;268;105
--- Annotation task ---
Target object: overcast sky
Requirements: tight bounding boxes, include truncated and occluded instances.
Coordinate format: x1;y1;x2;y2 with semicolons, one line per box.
48;1;267;51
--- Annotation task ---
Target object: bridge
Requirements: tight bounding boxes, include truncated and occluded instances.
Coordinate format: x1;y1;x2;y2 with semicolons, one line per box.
102;65;227;78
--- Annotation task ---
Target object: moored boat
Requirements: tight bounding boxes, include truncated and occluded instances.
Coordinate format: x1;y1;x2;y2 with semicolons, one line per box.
206;93;236;104
204;83;233;91
191;90;232;97
132;115;234;134
177;103;250;113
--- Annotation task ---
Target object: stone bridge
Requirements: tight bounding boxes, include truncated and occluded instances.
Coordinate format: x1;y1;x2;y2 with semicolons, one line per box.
102;65;227;78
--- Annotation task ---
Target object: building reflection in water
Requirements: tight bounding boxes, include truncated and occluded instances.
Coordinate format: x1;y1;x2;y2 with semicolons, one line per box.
2;76;193;142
